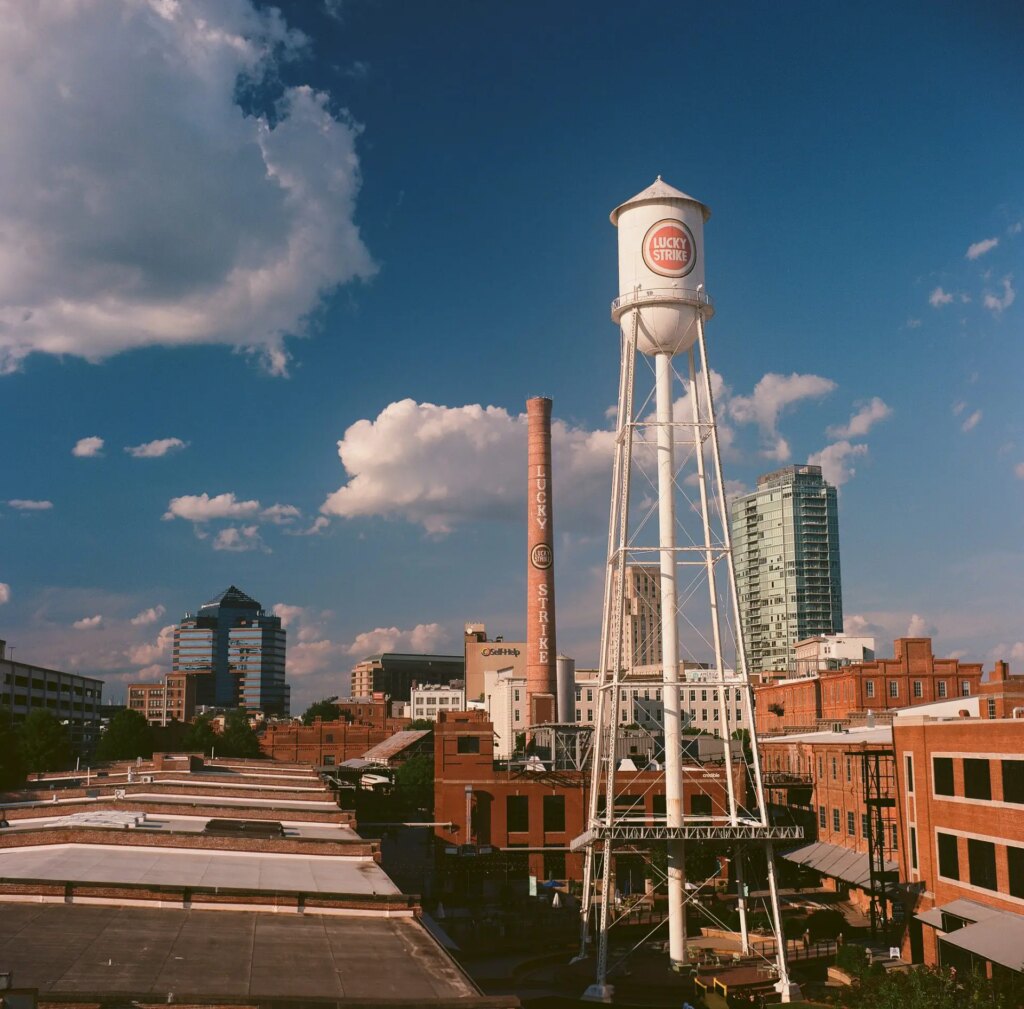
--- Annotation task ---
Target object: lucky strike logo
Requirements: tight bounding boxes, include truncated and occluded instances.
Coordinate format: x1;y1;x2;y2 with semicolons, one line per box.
531;543;553;570
642;219;696;278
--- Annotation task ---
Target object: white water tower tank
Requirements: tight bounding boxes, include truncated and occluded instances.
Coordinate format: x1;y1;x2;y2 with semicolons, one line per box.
610;177;713;357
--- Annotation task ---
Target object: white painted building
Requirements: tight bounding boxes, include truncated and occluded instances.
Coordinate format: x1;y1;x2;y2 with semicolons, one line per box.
794;634;875;679
409;682;465;722
483;669;528;760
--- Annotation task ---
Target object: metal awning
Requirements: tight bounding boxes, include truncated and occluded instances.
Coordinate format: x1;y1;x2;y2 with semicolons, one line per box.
914;907;945;928
781;841;898;890
939;911;1024;972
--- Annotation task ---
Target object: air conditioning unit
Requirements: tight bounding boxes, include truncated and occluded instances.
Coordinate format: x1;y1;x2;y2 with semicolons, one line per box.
141;775;154;784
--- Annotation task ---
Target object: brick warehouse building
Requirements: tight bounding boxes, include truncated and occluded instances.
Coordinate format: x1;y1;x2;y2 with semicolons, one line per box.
754;638;984;736
894;705;1024;978
433;710;743;887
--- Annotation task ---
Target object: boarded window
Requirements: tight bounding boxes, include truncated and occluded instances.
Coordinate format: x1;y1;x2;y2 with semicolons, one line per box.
457;735;481;754
967;838;997;890
543;795;566;832
937;832;959;880
963;758;991;801
507;795;529;833
933;757;955;796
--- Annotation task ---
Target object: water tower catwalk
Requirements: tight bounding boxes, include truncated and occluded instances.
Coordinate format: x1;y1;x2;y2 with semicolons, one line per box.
574;179;802;1002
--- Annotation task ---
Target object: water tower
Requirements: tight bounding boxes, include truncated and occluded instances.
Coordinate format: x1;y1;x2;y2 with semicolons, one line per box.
573;179;801;1001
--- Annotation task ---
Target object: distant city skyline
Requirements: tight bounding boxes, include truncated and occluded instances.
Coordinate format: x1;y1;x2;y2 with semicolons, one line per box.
1;1;1022;710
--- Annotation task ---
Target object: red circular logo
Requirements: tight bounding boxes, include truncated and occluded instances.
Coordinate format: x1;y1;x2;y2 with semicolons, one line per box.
642;219;696;278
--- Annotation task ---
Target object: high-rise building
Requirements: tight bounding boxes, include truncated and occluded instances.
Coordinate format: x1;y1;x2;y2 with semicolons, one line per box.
172;586;288;716
730;465;843;678
605;564;663;674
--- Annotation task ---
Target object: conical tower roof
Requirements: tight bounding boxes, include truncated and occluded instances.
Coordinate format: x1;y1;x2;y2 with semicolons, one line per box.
610;176;711;225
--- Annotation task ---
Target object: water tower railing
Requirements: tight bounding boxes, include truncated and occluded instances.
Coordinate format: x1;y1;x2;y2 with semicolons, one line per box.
611;286;714;317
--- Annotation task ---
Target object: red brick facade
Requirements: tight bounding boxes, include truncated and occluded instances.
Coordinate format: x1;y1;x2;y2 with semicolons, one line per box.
259;718;405;765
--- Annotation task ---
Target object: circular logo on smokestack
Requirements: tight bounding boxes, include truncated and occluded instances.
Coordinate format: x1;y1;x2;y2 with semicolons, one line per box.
531;543;553;570
642;219;696;278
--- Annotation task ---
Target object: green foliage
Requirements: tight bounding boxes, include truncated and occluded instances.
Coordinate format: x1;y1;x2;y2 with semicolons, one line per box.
835;942;871;976
842;964;1024;1009
393;753;433;812
95;709;153;762
731;727;752;761
0;704;25;789
302;698;341;725
182;715;219;755
783;914;807;940
408;718;435;730
18;709;72;773
219;709;262;758
806;907;846;941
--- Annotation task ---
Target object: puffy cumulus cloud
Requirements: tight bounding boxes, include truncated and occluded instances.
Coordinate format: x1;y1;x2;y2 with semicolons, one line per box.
907;613;938;638
844;614;886;637
929;286;954;307
212;524;266;552
961;409;982;433
72;436;104;458
827;397;892;439
73;614;103;630
0;0;374;376
346;622;450;658
983;276;1015;313
270;603;348;681
321;399;614;535
807;440;868;487
7;499;53;511
728;373;836;460
966;237;999;260
130;604;166;626
125;438;187;459
163;492;260;522
0;582;9;605
126;623;175;666
261;504;301;525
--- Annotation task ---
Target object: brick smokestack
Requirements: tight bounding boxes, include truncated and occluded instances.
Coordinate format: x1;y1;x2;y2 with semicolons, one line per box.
526;397;557;721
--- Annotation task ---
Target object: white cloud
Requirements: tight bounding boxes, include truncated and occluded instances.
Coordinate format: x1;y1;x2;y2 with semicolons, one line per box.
961;409;982;433
7;499;53;510
1009;221;1023;236
807;440;869;487
952;400;966;416
163;492;261;522
287;516;330;536
907;613;938;638
728;372;836;459
72;436;104;458
0;1;374;376
827;397;892;439
844;614;885;637
905;318;922;329
321;399;614;535
1015;462;1024;480
130;604;166;626
0;583;9;605
966;237;999;260
347;622;450;657
212;524;266;552
929;286;954;307
983;276;1015;313
126;623;175;666
261;503;301;525
125;438;187;459
73;614;103;630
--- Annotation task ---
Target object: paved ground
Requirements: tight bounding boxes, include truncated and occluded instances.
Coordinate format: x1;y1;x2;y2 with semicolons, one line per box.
0;903;478;1001
0;843;398;894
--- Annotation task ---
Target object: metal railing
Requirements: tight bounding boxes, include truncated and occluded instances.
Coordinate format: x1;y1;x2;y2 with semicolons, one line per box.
611;286;714;316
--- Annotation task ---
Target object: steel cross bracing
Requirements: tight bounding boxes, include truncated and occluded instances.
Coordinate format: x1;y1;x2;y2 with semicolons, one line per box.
575;301;799;1002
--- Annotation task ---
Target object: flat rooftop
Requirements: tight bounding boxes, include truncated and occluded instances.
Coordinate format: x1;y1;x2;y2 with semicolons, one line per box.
0;843;398;895
0;903;489;1003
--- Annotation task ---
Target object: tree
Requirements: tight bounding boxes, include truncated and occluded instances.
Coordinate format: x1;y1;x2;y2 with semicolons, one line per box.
408;718;435;730
219;709;262;758
393;753;433;812
731;727;752;763
0;704;25;789
806;907;846;941
302;697;341;725
843;964;1024;1009
183;715;219;755
95;709;153;762
18;710;72;773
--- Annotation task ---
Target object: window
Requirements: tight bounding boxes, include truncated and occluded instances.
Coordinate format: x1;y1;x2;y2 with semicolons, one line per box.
713;709;719;721
832;808;840;832
506;795;529;833
937;680;947;698
701;689;707;701
543;795;565;832
513;689;520;703
988;698;997;719
1002;760;1024;803
937;832;959;880
933;757;955;796
701;708;708;721
575;688;581;702
457;735;481;754
967;838;997;890
543;849;566;881
890;824;898;850
325;733;334;743
960;680;971;697
818;805;827;828
963;758;991;800
514;709;520;722
910;826;918;870
913;680;923;698
831;757;837;780
586;708;593;721
847;811;855;836
586;689;593;702
865;680;875;699
846;758;852;783
1009;845;1024;899
575;708;581;721
861;813;869;837
818;756;823;778
889;681;899;698
905;754;914;793
691;794;712;817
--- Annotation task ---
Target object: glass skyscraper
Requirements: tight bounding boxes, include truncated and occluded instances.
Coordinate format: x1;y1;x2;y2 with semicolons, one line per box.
729;465;843;678
172;586;289;716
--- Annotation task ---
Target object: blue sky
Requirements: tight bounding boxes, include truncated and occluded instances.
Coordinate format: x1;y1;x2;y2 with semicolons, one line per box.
1;0;1021;708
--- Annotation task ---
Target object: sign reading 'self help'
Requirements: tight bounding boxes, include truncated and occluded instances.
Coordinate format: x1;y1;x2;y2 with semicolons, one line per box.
643;219;696;278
